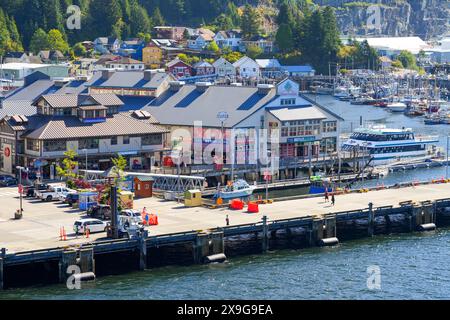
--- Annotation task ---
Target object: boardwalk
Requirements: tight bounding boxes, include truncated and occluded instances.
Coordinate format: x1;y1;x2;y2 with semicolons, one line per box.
1;183;450;253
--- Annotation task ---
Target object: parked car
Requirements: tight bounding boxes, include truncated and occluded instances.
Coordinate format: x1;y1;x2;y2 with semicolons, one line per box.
24;183;49;198
120;209;142;224
59;191;77;202
0;175;17;187
73;218;109;234
88;204;112;220
36;185;75;202
64;193;80;206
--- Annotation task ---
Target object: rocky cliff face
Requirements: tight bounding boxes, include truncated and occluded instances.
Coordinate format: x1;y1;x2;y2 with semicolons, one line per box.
314;0;449;40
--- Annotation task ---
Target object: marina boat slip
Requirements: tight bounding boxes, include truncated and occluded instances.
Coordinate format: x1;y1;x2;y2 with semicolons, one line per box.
342;126;439;165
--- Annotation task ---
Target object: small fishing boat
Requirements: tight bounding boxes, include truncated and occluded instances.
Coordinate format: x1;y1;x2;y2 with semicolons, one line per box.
215;180;256;199
424;114;442;125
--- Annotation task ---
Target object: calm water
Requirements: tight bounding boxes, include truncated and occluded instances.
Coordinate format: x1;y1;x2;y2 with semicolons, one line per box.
3;96;450;300
2;231;450;300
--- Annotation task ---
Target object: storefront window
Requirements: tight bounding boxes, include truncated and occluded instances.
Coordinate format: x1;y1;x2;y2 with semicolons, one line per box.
43;140;66;152
79;138;99;150
27;139;40;152
323;121;337;133
142;134;162;146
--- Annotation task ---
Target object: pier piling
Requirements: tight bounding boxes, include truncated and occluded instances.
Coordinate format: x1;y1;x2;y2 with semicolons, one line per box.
59;250;77;284
262;215;269;253
368;202;374;236
79;248;95;274
193;233;210;264
0;258;4;290
138;232;148;271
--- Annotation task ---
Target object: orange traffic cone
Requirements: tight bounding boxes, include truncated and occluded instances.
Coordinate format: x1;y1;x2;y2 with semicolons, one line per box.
59;227;63;241
63;227;67;241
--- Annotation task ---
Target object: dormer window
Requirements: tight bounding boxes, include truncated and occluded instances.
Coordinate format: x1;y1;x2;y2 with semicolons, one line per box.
78;105;107;123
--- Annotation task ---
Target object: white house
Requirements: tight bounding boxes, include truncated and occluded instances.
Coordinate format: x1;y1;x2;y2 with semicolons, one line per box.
214;30;242;51
212;58;236;77
105;57;145;71
233;56;260;79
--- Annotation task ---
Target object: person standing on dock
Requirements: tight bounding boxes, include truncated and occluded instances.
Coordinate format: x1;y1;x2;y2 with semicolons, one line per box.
226;215;230;226
324;190;329;202
331;194;335;206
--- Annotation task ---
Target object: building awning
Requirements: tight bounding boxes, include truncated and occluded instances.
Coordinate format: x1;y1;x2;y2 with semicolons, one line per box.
119;151;138;156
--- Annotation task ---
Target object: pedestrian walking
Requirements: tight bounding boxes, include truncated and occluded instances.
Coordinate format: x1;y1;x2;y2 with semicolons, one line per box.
331;194;335;206
226;215;230;226
324;190;329;202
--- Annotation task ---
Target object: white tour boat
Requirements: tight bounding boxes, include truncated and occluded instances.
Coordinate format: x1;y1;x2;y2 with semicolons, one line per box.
342;126;439;165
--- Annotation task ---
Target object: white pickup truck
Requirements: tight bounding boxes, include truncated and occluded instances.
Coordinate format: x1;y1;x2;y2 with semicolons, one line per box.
36;185;76;202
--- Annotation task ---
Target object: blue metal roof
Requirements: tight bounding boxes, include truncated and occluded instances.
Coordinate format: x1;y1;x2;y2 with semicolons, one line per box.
237;93;266;111
174;90;204;108
282;65;314;73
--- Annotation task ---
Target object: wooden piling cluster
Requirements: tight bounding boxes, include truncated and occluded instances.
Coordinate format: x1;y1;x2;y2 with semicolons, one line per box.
2;198;450;289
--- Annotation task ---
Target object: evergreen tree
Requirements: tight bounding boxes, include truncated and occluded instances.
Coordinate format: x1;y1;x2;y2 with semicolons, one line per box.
276;24;294;53
241;4;261;40
152;7;165;26
129;1;152;37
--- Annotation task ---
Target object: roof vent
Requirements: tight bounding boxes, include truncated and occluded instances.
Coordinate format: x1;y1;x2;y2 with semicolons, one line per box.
144;70;155;81
169;81;185;92
101;70;114;80
132;110;151;119
195;82;212;92
257;84;274;95
11;115;28;124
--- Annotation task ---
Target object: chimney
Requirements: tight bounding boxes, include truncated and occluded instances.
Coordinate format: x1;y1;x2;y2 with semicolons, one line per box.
144;70;154;81
195;81;212;93
169;81;185;92
257;84;274;95
101;70;114;80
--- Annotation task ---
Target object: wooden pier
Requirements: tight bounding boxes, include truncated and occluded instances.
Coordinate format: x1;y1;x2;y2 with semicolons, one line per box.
2;182;450;289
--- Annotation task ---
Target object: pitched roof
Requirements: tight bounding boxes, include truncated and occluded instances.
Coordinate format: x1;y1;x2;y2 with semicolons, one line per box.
167;58;191;68
268;106;327;122
193;61;213;68
212;58;233;68
20;112;168;140
256;59;281;69
233;56;258;68
282;65;314;73
36;93;124;108
89;70;173;90
107;57;143;65
139;84;277;127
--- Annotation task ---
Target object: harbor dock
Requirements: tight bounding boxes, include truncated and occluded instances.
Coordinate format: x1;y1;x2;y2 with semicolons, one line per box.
2;182;450;289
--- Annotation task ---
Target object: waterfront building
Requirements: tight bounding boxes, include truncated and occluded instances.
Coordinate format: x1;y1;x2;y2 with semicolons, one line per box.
212;58;236;78
128;78;342;165
192;61;215;76
0;63;70;83
353;36;431;58
0;93;169;177
281;65;315;77
93;37;121;55
167;58;193;79
88;69;174;98
233;56;260;79
256;59;283;78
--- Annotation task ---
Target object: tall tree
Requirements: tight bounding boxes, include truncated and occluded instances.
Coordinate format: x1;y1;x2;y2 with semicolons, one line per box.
241;4;261;40
29;28;50;54
48;29;69;53
152;7;165;26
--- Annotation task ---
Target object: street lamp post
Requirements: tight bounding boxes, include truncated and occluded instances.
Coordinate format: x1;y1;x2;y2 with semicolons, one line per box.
16;166;26;217
446;136;449;180
82;149;88;179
